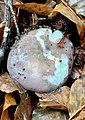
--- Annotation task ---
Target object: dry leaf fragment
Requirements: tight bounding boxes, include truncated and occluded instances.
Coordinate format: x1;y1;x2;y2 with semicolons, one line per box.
0;3;5;23
14;92;38;120
32;107;69;120
0;104;3;118
80;25;85;49
69;105;85;120
0;73;25;93
68;0;85;16
14;3;53;16
74;110;85;120
48;3;83;26
0;21;5;28
37;86;70;110
82;65;85;76
1;107;15;120
0;21;5;44
3;93;17;111
69;77;85;118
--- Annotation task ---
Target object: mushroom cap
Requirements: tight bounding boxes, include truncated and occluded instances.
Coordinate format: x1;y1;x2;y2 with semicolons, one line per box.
7;28;74;93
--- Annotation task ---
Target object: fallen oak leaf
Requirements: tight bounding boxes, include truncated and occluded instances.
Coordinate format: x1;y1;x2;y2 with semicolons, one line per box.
14;3;53;16
82;65;85;76
14;92;38;120
0;21;5;44
0;21;5;28
48;2;84;27
36;86;70;110
0;104;3;118
69;76;85;119
79;25;85;49
1;93;17;120
69;105;85;120
0;73;25;94
74;110;85;120
1;106;15;120
68;0;85;17
3;93;17;111
32;107;69;120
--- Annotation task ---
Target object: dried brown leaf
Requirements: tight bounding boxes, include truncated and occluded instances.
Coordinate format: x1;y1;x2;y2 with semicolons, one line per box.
0;21;5;44
48;3;83;26
0;104;3;118
0;21;5;28
69;105;85;120
14;3;53;16
32;107;69;120
37;86;70;110
69;76;85;119
68;0;85;16
14;92;37;120
3;93;17;111
0;3;5;23
82;65;85;76
0;73;25;93
74;110;85;120
79;25;85;49
1;107;14;120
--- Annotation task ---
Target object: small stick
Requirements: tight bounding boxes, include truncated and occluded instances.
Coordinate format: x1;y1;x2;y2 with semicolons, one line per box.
0;0;11;63
7;0;20;40
0;0;20;64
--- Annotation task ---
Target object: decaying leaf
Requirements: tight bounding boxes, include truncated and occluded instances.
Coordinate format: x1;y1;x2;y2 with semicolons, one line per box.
48;2;83;26
68;0;85;16
82;65;85;76
0;3;5;23
69;105;85;120
32;107;69;120
0;104;3;118
36;86;70;110
14;3;53;16
14;92;38;120
0;21;5;43
0;93;17;120
1;106;15;120
0;21;5;28
3;93;17;111
74;110;85;120
80;25;85;49
69;75;85;119
0;73;25;93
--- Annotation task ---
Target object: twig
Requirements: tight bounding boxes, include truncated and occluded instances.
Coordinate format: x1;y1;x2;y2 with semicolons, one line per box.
7;0;20;39
1;0;11;48
0;0;11;63
0;0;20;64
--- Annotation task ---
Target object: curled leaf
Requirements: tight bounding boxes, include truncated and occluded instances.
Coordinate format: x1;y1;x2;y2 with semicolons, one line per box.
0;21;5;43
14;92;38;120
3;93;17;111
1;107;15;120
14;3;53;16
48;2;83;26
69;76;85;119
37;86;70;110
32;107;69;120
0;73;25;93
79;25;85;49
68;0;85;16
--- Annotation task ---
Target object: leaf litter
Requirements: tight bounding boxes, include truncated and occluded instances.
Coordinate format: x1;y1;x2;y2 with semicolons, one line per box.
0;0;85;120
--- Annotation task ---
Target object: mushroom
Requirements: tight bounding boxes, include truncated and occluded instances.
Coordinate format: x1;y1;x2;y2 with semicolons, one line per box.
7;28;74;93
